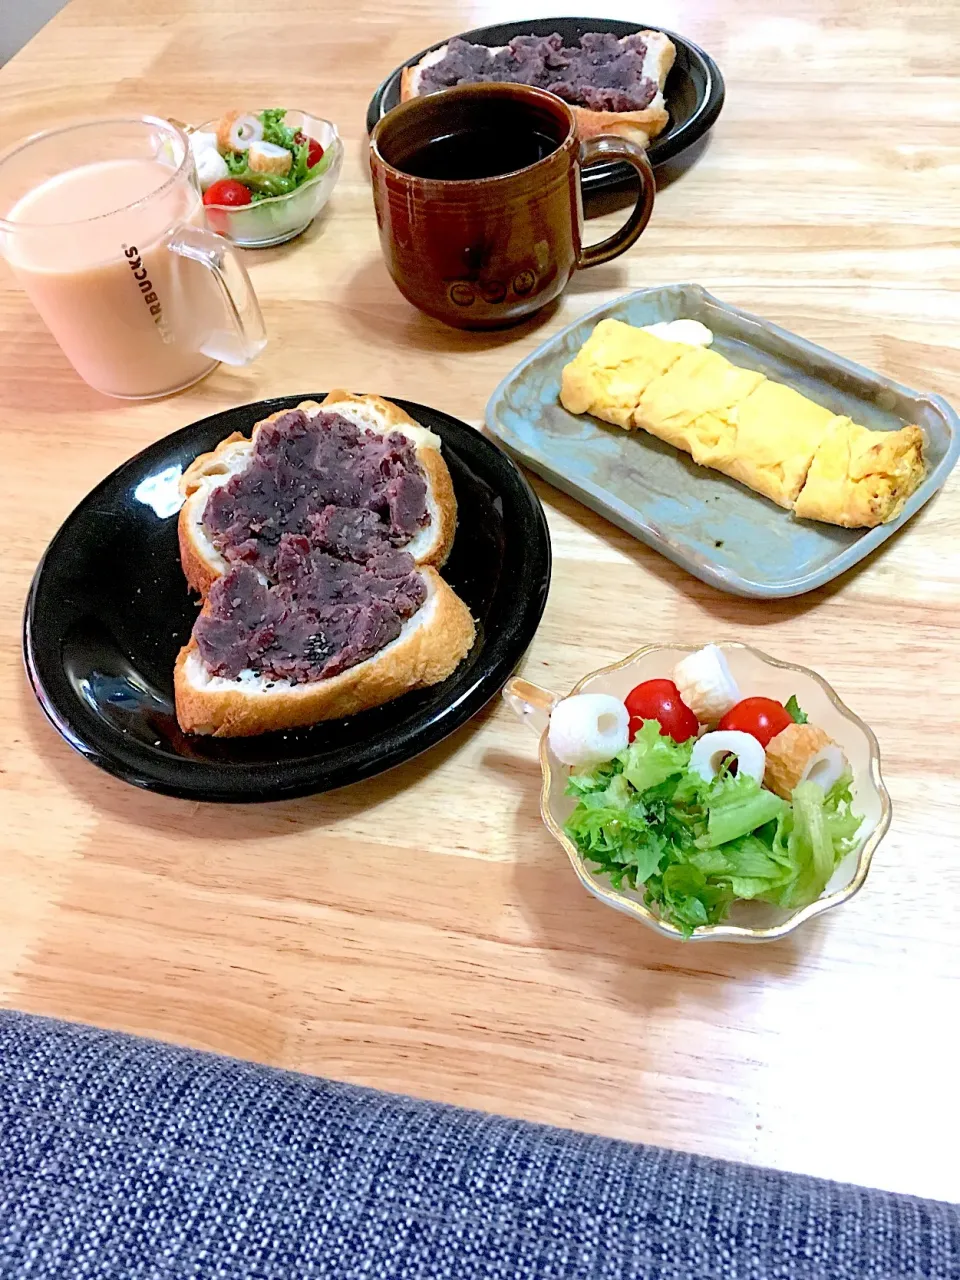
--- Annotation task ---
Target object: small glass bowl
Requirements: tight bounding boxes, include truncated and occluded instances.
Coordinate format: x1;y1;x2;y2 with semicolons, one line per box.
504;640;892;943
195;111;343;248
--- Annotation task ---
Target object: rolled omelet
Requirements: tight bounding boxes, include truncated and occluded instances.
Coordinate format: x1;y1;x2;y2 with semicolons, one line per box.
714;381;838;508
558;319;926;528
559;319;690;427
792;417;925;527
634;347;764;453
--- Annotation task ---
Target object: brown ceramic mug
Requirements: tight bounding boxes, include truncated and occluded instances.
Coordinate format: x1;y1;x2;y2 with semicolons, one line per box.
369;83;656;329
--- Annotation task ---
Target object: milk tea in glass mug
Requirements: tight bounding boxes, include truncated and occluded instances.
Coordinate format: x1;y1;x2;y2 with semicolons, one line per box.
0;116;266;398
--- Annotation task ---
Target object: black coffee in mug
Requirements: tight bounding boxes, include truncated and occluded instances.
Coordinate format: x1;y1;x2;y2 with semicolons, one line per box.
398;125;560;181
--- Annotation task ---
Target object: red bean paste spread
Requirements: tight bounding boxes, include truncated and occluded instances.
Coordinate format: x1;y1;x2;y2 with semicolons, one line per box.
194;409;432;683
418;33;658;114
204;409;429;574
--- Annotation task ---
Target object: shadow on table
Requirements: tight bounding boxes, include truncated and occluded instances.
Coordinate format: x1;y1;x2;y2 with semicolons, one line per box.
481;741;814;1010
0;308;260;415
337;254;563;356
18;674;503;841
522;470;910;626
581;131;713;222
652;133;714;193
0;313;116;414
248;202;337;265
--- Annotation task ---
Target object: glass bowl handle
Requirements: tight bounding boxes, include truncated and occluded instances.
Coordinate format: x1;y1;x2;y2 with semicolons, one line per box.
502;678;559;738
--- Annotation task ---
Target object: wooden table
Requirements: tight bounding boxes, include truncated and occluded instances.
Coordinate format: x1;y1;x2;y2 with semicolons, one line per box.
2;0;959;1204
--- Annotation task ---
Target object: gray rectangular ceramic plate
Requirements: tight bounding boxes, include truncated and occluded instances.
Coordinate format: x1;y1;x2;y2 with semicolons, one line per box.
485;284;960;597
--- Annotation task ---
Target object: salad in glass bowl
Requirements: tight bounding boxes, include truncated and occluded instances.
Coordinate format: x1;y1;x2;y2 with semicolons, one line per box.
504;642;891;942
189;108;342;248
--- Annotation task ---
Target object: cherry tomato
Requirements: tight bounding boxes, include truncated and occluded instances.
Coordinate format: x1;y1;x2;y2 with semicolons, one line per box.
718;697;793;747
624;679;699;743
294;131;325;168
202;178;252;235
203;179;253;208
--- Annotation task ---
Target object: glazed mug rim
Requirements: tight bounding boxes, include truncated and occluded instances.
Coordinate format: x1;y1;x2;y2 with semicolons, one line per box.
369;82;578;186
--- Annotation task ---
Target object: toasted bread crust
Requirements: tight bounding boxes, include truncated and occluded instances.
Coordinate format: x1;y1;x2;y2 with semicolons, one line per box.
399;64;418;102
181;430;248;497
174;567;476;737
177;396;458;597
570;100;669;147
179;526;221;600
413;446;457;566
178;431;247;597
320;388;416;431
399;31;675;147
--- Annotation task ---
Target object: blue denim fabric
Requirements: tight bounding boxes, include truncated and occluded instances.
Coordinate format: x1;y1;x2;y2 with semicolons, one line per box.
0;1010;957;1278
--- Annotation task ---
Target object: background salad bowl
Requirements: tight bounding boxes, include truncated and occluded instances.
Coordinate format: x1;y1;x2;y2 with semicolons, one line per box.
195;111;343;248
504;641;891;943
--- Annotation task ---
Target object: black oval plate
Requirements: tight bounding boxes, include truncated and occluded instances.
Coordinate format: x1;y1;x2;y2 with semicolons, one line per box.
365;16;725;193
23;396;551;803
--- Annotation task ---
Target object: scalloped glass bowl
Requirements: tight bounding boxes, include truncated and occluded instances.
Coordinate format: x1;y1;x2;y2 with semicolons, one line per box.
504;641;891;942
196;111;343;248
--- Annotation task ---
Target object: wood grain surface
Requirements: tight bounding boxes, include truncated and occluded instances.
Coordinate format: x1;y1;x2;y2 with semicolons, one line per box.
2;0;959;1202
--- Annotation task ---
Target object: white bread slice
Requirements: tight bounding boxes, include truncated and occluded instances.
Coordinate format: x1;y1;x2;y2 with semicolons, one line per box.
399;31;675;150
174;566;476;737
175;392;475;737
178;391;458;598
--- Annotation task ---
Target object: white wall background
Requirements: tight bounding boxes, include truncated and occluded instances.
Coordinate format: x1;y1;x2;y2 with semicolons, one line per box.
1;0;70;64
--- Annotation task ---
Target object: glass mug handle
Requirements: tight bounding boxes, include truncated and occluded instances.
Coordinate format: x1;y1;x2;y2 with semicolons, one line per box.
167;224;267;365
575;136;656;269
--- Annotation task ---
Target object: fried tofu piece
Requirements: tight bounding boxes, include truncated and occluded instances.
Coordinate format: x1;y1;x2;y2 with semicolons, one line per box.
793;419;925;527
559;319;688;427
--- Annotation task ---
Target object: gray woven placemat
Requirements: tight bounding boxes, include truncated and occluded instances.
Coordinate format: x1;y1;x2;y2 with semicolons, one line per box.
1;1010;957;1278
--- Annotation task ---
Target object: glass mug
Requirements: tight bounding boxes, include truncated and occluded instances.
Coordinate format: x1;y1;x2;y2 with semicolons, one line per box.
0;116;266;399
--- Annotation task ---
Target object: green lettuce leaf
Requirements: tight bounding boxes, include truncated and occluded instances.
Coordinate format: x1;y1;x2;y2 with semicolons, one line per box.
259;108;297;150
785;695;808;724
563;730;862;936
306;147;333;180
722;832;786;878
223;151;248;177
241;170;298;198
290;139;311;185
762;776;861;908
564;792;666;888
620;718;693;795
652;864;734;937
700;775;786;848
718;832;792;899
289;137;333;187
565;759;620;798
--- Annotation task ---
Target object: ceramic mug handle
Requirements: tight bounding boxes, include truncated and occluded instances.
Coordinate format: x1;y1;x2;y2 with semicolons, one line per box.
575;135;656;269
502;678;560;738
